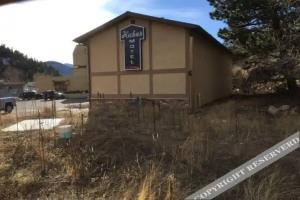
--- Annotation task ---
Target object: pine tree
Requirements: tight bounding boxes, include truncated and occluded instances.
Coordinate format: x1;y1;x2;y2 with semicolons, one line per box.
0;45;59;81
208;0;300;92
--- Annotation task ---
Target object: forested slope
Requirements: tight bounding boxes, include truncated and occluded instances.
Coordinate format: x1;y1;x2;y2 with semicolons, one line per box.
0;45;59;81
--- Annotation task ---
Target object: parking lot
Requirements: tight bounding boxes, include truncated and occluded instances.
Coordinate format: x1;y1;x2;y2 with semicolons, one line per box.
7;99;89;117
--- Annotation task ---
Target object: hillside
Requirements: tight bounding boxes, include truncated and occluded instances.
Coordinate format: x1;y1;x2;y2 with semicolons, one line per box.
45;61;74;76
0;45;59;82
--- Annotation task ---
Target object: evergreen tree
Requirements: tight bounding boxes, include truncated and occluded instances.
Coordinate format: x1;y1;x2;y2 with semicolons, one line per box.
208;0;300;92
0;45;59;81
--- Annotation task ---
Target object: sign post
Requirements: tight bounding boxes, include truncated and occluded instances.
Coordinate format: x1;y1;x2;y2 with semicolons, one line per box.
120;25;145;71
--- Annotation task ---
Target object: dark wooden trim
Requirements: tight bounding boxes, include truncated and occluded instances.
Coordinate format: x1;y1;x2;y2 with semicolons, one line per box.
185;29;190;70
185;29;190;99
149;68;187;74
91;68;187;76
149;20;153;95
189;35;194;109
87;43;92;103
116;25;121;95
91;93;188;99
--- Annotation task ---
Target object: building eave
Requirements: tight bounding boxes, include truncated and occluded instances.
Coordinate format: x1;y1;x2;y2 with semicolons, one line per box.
73;11;232;55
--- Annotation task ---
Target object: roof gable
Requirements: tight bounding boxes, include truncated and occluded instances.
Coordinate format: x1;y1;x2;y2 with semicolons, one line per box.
74;11;231;55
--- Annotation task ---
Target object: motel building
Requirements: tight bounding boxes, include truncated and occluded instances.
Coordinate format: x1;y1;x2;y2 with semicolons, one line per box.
73;11;232;110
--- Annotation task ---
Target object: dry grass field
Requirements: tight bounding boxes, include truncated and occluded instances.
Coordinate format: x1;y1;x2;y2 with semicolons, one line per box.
0;94;299;200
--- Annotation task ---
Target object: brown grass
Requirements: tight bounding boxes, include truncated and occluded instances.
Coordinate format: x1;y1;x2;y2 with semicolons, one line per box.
0;114;16;128
0;95;299;199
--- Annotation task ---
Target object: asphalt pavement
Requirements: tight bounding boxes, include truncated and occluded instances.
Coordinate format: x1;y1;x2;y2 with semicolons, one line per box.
12;99;88;116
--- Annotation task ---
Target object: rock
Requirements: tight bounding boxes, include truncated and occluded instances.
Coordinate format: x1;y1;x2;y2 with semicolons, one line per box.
12;169;34;185
268;106;279;115
91;177;98;183
279;105;290;111
289;107;298;115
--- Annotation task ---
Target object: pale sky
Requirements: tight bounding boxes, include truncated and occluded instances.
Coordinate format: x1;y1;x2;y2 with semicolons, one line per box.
0;0;225;64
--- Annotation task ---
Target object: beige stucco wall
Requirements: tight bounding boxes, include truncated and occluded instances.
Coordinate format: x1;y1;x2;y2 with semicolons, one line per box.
73;45;88;67
85;16;232;107
34;75;55;91
68;68;89;91
153;73;186;94
120;74;150;94
89;26;118;73
152;22;186;69
191;34;232;108
91;75;118;94
34;67;89;92
88;17;189;98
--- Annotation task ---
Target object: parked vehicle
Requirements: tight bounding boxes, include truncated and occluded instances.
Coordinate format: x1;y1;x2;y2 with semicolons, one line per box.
56;92;65;99
19;91;43;100
35;93;43;99
43;90;65;101
43;90;55;100
0;97;16;113
19;91;35;100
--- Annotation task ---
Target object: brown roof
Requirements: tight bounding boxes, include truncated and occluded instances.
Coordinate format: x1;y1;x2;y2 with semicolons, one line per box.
0;0;28;6
74;11;231;55
0;81;25;86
